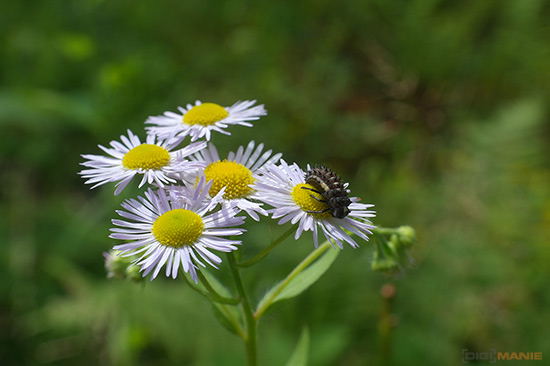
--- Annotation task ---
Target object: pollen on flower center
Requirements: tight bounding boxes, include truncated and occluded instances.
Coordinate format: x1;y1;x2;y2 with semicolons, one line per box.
122;144;170;170
204;160;255;199
152;209;204;248
183;103;229;126
292;183;331;218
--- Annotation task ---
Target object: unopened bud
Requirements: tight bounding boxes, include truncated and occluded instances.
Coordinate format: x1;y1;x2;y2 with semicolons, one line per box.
371;240;400;272
371;229;415;274
396;226;416;248
125;263;143;282
104;250;143;282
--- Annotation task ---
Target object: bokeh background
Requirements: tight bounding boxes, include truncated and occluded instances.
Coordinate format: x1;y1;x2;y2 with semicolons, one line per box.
2;1;550;365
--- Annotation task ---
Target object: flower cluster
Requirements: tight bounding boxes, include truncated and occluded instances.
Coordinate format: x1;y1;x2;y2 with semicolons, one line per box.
80;99;376;282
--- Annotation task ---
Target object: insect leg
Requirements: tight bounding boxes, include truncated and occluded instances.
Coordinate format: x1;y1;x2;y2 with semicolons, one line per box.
305;208;331;214
300;186;323;194
300;186;327;202
308;194;327;203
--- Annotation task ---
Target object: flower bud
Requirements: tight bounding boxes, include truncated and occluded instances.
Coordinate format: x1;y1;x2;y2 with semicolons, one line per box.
371;239;400;273
396;226;416;248
371;229;415;274
371;252;400;272
104;250;143;282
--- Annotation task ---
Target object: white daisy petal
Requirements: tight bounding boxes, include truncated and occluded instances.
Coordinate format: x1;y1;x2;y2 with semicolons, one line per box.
203;228;246;236
165;250;173;277
255;160;376;248
146;100;267;142
188;249;206;269
108;179;245;282
180;248;191;272
182;140;282;221
195;245;222;266
172;250;181;279
241;140;256;165
312;225;319;248
79;130;206;195
152;247;173;279
200;236;241;251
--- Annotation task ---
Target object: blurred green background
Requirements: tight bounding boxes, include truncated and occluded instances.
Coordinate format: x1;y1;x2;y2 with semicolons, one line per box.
2;0;550;365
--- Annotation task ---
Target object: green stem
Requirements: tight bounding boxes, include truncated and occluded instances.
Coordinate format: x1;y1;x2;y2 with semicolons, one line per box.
254;240;331;319
227;252;258;366
182;274;246;339
378;283;396;366
237;224;297;268
182;271;240;305
372;227;397;236
196;270;241;305
373;232;387;252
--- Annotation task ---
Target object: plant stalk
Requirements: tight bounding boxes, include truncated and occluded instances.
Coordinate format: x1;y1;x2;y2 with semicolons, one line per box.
237;224;297;268
227;252;258;366
254;240;331;319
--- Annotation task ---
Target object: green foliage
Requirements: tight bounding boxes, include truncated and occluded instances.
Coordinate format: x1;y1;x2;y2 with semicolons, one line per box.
256;242;339;318
2;0;550;365
285;327;309;366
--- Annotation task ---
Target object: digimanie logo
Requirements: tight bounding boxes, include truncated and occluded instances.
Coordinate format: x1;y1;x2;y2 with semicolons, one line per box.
462;349;543;363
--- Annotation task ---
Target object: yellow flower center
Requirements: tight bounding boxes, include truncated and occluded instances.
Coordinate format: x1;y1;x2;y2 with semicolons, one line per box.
291;183;331;219
122;144;170;170
203;160;255;199
183;103;229;126
152;209;204;248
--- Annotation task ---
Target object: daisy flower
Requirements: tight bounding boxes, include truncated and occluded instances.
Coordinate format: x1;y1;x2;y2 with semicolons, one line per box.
254;160;376;248
110;177;245;282
145;100;267;142
180;141;282;221
79;130;206;195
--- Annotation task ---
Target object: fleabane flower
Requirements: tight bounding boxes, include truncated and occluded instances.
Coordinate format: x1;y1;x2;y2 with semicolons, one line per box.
145;100;266;142
181;141;282;221
109;177;245;282
79;130;206;195
255;160;376;248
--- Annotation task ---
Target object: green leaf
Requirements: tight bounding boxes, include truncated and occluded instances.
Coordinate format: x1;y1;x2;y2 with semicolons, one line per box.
199;269;234;298
286;326;310;366
196;270;245;338
257;246;339;315
209;302;242;336
274;247;339;302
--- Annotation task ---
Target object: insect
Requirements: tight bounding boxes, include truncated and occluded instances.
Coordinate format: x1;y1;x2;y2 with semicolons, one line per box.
301;165;351;219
